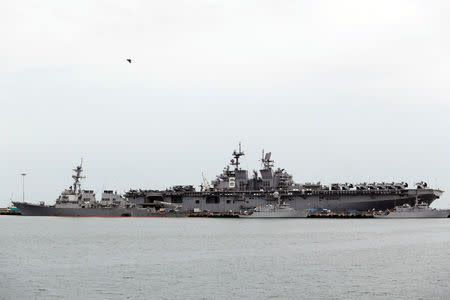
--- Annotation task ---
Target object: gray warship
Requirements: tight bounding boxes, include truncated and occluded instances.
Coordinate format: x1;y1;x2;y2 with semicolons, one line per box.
374;196;450;218
240;200;310;218
125;144;444;214
13;145;444;217
13;161;186;217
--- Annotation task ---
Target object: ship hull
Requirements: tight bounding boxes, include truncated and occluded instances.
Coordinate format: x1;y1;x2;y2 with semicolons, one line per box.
12;202;188;217
128;189;443;213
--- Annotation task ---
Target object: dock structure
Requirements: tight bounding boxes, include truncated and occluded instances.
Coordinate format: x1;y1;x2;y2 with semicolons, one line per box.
188;211;240;218
0;208;21;215
308;211;374;218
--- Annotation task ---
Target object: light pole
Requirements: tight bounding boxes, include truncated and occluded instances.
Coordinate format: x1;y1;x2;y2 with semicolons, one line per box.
21;173;26;202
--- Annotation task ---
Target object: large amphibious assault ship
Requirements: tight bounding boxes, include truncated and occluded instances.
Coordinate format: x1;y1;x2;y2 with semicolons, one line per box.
125;144;443;213
14;144;443;217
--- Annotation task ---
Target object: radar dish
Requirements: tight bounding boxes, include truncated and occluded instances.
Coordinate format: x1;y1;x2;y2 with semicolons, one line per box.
265;152;272;160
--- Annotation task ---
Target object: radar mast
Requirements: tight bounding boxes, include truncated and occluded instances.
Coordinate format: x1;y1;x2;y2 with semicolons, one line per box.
72;159;85;193
261;149;274;169
230;142;244;171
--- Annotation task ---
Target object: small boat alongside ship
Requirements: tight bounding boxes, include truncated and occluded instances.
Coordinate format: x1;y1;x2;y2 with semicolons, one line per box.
374;202;450;218
240;199;309;218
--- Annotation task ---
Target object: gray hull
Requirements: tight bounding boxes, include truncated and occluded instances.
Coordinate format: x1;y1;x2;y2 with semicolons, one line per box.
13;202;188;217
128;189;443;213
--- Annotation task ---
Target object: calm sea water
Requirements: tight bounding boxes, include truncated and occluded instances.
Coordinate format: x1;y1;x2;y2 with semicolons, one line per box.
0;216;449;300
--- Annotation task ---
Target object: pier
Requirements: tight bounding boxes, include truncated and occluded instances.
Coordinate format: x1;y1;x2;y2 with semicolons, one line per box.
188;211;240;218
307;211;374;218
0;208;21;215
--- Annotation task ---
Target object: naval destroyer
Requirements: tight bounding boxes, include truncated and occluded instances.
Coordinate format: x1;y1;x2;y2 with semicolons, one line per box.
13;161;186;217
13;144;444;217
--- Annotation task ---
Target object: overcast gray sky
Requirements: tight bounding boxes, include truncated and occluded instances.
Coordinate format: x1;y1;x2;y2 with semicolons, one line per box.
1;0;449;208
